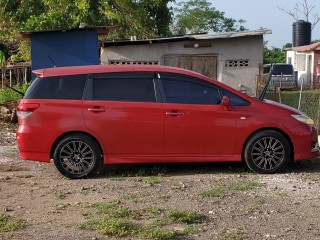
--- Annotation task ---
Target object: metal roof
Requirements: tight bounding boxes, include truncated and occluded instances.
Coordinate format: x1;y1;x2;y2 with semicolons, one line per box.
103;28;272;47
20;26;117;39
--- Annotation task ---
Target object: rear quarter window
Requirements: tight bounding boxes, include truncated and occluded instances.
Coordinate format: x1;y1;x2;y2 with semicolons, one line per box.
24;75;87;100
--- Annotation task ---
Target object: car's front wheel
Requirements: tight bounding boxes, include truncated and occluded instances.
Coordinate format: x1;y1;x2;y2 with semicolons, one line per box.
53;134;101;179
244;130;291;173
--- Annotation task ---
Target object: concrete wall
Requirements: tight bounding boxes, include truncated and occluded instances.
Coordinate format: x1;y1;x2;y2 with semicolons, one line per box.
101;36;264;95
287;50;314;88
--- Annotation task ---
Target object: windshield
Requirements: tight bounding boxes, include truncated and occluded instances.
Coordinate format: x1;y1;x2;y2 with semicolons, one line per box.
272;65;293;75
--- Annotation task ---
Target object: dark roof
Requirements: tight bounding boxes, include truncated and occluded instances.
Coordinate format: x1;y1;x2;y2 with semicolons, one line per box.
20;26;117;39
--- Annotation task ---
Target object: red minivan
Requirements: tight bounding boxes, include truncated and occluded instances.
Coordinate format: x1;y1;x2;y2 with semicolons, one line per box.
16;65;319;179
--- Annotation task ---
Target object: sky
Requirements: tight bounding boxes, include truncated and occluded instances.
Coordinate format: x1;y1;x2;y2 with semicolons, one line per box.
177;0;320;48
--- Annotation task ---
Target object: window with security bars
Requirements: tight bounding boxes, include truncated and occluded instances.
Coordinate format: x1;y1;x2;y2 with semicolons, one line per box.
225;60;249;68
109;61;158;65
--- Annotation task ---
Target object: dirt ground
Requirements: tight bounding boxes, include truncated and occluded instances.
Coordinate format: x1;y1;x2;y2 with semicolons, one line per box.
1;122;320;240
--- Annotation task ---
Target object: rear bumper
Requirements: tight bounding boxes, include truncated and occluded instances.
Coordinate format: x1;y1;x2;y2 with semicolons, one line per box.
16;125;52;163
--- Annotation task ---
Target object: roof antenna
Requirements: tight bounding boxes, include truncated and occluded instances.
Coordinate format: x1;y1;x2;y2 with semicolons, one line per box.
48;55;57;68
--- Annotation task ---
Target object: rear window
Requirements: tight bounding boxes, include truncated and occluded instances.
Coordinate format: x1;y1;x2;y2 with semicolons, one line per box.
272;65;293;75
24;75;87;99
263;64;293;75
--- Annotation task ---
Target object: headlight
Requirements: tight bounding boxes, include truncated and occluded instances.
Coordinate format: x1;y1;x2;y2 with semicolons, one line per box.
291;114;314;125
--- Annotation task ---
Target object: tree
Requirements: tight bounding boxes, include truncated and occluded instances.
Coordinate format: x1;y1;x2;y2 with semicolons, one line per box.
171;0;246;35
0;0;173;61
279;0;320;29
103;0;173;39
263;42;286;64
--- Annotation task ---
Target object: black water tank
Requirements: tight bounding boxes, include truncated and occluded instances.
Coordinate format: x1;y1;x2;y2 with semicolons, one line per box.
292;20;311;47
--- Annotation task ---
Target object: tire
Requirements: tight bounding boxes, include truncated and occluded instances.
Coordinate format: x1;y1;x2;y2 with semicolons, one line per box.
244;130;291;174
53;134;102;179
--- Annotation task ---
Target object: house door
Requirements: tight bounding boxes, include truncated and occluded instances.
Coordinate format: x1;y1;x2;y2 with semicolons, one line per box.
163;55;217;79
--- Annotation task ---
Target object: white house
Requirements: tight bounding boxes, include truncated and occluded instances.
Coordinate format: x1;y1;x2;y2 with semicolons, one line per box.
101;29;271;96
286;42;320;88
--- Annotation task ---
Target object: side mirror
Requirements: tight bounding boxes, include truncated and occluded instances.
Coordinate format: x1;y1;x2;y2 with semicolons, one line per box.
221;96;230;110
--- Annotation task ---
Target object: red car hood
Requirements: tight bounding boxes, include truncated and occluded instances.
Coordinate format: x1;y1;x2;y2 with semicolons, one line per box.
264;99;303;115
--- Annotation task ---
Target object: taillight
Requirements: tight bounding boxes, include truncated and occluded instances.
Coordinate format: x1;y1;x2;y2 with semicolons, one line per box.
17;103;40;118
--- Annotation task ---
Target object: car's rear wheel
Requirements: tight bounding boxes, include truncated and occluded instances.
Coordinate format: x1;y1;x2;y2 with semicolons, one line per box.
244;130;291;173
53;134;101;179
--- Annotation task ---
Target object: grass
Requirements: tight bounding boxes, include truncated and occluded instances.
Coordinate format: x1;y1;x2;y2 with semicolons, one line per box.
121;194;138;201
230;181;262;191
200;181;262;198
80;218;137;237
0;84;30;103
139;228;182;240
159;195;171;201
0;214;25;233
166;210;205;224
246;198;266;214
268;89;320;125
218;228;246;240
145;176;162;186
79;201;204;239
200;186;225;197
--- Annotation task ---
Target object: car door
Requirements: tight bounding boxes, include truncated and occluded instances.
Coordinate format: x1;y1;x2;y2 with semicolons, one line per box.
82;72;164;155
159;73;237;156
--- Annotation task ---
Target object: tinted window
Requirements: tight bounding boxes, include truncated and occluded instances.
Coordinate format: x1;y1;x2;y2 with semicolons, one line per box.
93;78;156;102
263;64;294;75
24;75;87;99
273;64;293;75
161;76;221;105
222;89;251;106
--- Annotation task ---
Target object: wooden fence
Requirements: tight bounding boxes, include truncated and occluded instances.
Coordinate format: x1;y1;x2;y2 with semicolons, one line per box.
1;63;31;88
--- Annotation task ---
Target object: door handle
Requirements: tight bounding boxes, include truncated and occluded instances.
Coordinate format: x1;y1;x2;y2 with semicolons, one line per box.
88;107;106;112
166;111;184;117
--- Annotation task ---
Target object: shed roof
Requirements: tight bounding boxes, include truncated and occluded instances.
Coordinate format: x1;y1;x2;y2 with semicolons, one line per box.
20;26;117;39
102;28;272;47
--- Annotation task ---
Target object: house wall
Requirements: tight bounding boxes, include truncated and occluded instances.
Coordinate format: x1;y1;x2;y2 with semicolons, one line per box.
101;36;263;95
287;50;314;88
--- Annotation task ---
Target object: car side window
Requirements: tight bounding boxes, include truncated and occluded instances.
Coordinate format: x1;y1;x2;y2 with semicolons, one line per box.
161;74;221;105
222;89;251;106
93;75;156;102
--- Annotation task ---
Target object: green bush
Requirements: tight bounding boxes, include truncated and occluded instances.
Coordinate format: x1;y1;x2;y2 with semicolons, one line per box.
280;90;320;124
264;89;320;125
0;84;30;103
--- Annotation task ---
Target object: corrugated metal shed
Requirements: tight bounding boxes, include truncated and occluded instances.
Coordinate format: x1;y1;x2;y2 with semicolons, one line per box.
20;26;116;75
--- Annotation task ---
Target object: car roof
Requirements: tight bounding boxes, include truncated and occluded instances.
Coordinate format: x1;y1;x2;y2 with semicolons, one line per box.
33;65;206;79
